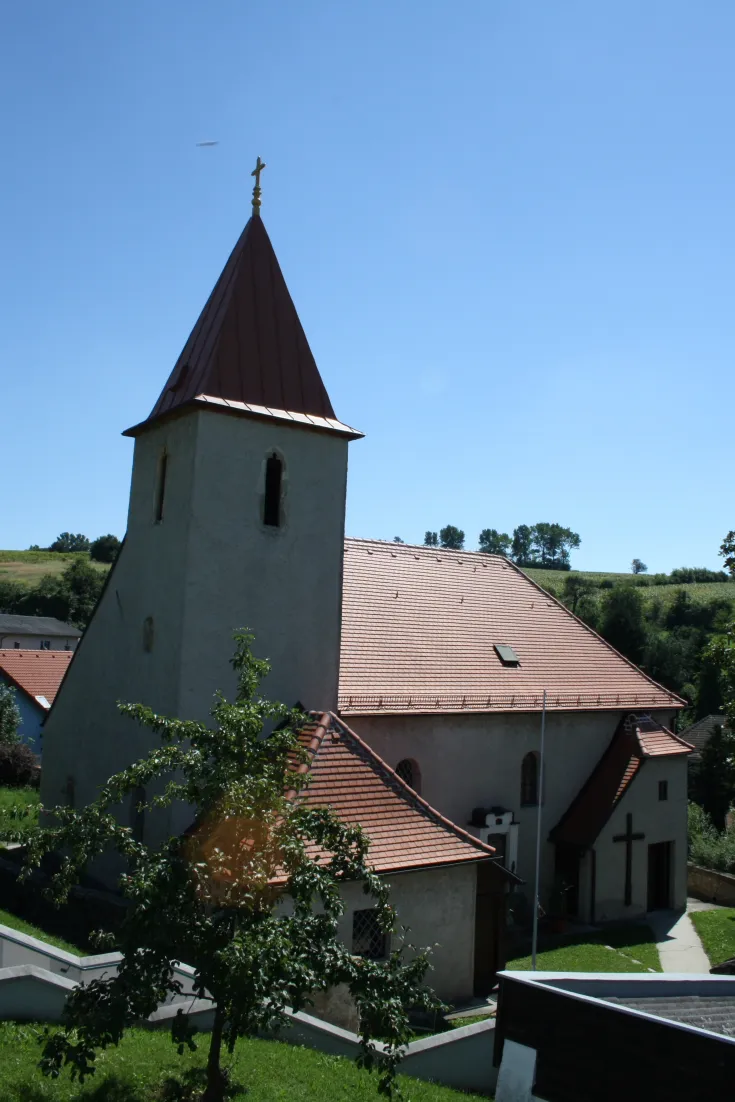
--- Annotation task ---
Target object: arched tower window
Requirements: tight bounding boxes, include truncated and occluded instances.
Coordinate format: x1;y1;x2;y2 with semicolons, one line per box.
521;751;539;807
263;453;282;527
395;758;421;795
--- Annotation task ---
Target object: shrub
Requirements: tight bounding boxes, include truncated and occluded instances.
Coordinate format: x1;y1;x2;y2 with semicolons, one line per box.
90;534;121;563
688;802;735;874
0;743;39;788
670;567;730;585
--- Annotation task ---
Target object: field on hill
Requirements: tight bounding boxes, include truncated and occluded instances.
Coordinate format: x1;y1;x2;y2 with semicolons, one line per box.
0;550;110;585
524;566;735;608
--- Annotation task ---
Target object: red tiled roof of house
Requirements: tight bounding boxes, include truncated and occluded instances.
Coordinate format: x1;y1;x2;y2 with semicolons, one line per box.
338;539;685;715
550;714;693;848
0;649;73;709
296;712;516;878
124;216;361;440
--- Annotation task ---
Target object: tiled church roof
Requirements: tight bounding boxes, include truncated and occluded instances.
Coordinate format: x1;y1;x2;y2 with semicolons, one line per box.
296;712;514;877
338;540;685;715
550;715;693;848
124;216;361;440
0;649;73;709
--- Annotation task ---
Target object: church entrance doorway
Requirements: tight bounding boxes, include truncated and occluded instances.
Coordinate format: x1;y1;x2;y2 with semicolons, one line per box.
647;842;672;911
473;862;504;995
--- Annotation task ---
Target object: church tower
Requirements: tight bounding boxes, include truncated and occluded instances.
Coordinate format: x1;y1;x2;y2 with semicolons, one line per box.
41;166;362;823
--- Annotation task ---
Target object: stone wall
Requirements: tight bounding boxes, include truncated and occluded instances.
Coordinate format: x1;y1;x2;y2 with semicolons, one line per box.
688;863;735;906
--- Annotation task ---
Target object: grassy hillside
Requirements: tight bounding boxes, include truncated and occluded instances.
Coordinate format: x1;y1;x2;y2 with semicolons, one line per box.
0;551;110;585
524;566;734;608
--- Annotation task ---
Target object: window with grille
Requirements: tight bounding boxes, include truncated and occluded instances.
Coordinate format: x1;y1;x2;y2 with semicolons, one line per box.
395;758;421;794
521;751;539;806
352;909;388;960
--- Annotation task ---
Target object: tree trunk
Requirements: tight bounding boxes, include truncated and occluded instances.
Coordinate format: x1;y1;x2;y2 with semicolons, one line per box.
202;1004;227;1102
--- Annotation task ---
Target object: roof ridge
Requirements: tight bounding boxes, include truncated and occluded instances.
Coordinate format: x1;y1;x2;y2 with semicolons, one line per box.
345;537;506;561
321;711;501;861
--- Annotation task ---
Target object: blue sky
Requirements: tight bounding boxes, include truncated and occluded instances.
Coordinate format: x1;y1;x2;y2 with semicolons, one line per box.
1;1;732;572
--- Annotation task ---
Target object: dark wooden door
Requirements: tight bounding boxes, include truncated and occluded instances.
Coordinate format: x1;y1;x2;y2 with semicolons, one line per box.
647;842;672;911
473;862;504;996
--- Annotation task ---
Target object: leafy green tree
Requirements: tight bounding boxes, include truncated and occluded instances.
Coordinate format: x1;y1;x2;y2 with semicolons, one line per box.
423;531;438;547
90;534;121;563
631;559;647;575
392;537;404;544
478;529;511;555
691;723;735;830
0;580;25;614
562;574;595;615
439;525;464;550
49;532;90;553
0;684;21;745
600;585;647;665
511;525;533;564
24;633;440;1101
531;523;581;569
720;531;735;577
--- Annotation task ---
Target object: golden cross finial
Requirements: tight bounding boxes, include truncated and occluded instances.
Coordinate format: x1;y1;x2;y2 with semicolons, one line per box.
251;156;266;216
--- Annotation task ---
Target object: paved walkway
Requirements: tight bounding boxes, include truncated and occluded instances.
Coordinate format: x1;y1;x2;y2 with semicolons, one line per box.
648;909;711;973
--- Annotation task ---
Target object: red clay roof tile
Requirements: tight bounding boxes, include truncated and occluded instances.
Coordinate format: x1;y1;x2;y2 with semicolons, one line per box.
550;714;693;848
124;216;361;440
339;540;684;714
0;649;73;708
297;712;516;878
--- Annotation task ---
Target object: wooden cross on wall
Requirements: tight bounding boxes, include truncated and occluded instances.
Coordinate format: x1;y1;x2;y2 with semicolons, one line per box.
613;812;645;907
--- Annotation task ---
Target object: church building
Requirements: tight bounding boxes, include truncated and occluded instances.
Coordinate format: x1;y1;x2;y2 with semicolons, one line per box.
41;171;691;1007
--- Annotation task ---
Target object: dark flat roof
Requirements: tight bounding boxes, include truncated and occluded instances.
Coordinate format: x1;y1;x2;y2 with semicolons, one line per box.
0;614;81;637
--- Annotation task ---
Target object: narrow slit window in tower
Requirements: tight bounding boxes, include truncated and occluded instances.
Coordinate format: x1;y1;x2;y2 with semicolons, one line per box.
154;452;168;523
263;453;282;527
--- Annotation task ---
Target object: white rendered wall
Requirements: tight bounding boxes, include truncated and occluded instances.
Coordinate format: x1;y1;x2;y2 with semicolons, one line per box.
593;754;689;920
42;408;349;849
0;635;77;651
350;710;674;911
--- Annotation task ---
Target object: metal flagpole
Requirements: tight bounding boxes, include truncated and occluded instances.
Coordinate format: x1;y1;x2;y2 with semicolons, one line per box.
531;689;547;970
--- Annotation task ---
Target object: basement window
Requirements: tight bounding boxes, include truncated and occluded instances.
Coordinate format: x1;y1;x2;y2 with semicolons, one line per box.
494;643;520;667
352;909;389;961
263;453;282;528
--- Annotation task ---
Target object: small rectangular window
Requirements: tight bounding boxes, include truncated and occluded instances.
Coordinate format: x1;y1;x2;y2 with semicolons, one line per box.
494;643;520;667
352;909;388;961
155;452;168;523
658;780;668;801
38;640;51;650
263;454;282;527
14;641;20;649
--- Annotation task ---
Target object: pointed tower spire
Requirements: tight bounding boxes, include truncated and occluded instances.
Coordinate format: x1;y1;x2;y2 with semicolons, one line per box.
124;180;360;440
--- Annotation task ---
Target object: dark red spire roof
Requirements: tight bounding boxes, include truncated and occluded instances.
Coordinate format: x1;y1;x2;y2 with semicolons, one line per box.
124;216;360;439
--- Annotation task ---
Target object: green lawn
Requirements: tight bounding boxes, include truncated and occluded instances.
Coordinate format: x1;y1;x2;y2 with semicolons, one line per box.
690;908;735;967
0;785;40;841
0;1023;487;1101
506;924;661;973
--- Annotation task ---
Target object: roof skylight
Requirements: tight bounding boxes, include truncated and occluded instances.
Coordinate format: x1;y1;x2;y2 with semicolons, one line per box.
494;643;520;667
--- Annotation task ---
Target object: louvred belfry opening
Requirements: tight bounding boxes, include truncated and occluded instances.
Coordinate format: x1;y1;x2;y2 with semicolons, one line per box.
124;216;361;440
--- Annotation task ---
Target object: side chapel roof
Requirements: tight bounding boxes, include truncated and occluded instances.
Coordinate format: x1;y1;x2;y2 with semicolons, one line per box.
338;540;685;715
295;712;516;878
0;649;74;709
124;216;361;440
550;715;693;849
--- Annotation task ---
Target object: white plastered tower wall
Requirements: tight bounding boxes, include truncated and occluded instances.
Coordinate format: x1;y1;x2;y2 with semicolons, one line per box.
41;406;349;830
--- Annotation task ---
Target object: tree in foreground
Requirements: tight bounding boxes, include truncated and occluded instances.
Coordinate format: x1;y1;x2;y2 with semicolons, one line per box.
631;558;648;575
23;633;440;1101
0;683;21;745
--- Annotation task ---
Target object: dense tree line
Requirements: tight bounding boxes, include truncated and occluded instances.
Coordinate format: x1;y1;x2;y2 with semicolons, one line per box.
29;532;121;563
0;558;106;629
422;522;581;568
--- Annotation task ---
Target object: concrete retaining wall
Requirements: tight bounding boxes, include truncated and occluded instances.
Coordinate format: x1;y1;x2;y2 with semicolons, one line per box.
688;863;735;906
0;924;497;1096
